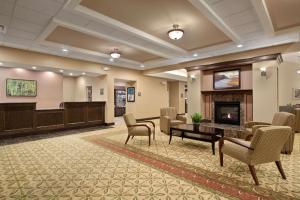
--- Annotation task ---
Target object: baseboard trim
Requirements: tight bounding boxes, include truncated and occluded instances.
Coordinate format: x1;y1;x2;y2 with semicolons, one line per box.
105;122;115;126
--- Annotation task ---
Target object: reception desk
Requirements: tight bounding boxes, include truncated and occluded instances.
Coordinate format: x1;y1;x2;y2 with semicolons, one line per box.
0;102;105;138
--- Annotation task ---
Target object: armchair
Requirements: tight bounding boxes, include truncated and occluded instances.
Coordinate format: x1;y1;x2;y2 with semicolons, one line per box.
244;112;295;154
219;126;292;185
160;107;187;134
123;113;155;146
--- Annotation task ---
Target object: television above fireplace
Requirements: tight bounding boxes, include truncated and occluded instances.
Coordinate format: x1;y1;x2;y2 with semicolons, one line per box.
215;101;240;125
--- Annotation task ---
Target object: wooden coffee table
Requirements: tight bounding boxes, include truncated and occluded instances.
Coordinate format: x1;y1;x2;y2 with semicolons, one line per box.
169;123;245;155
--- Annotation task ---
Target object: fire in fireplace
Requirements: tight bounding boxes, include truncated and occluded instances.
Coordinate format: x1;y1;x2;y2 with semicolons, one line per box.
214;101;240;125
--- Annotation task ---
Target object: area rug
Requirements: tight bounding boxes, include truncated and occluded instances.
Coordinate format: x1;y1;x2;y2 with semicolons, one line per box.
84;129;300;200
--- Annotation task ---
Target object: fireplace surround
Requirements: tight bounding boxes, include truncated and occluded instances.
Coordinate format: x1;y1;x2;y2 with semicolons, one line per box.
214;101;240;125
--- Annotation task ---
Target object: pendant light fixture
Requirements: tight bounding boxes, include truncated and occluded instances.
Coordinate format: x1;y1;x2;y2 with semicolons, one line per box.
168;24;184;40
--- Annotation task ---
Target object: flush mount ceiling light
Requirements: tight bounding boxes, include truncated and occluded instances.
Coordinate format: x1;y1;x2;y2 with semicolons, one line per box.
32;66;37;70
59;69;64;73
110;49;121;59
237;44;243;48
62;48;68;52
193;53;198;57
168;24;184;40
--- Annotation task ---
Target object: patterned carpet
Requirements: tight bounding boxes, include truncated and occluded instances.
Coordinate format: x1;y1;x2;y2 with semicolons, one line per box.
0;124;299;199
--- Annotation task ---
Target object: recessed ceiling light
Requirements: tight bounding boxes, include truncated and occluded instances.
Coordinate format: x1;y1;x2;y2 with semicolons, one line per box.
59;69;64;73
168;24;184;40
140;64;145;68
103;67;110;71
82;72;86;75
62;48;68;52
69;73;73;76
297;70;300;74
237;44;243;48
110;48;121;59
32;66;37;70
193;53;198;57
109;58;114;62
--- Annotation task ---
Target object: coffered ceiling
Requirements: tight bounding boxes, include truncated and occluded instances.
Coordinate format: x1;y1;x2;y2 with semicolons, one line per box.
0;0;299;70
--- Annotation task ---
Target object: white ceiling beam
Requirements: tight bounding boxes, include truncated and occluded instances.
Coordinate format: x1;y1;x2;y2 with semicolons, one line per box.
188;0;242;43
250;0;274;35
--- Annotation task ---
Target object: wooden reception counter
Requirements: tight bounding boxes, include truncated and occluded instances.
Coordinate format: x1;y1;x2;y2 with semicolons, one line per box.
0;102;105;138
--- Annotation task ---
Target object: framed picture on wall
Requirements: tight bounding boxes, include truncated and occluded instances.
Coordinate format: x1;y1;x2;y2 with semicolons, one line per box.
6;79;37;97
294;88;300;99
127;87;135;102
213;69;240;90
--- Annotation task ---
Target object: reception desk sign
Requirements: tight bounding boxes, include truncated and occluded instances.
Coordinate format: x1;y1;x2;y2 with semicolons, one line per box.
6;79;37;97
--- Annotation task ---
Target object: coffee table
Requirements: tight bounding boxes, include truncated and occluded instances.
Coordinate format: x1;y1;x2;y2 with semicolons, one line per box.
169;123;245;155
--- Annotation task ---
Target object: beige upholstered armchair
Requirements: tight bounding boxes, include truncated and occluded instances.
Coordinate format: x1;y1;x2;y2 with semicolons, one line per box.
123;113;155;146
160;107;187;134
244;112;295;154
219;126;292;185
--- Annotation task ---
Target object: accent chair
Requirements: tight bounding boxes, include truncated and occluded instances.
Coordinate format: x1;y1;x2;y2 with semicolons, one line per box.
219;126;292;185
244;112;295;154
160;107;187;134
123;113;155;146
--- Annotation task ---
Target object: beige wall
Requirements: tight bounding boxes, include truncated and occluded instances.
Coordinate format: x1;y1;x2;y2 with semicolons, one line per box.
253;61;278;122
187;71;201;115
278;61;300;105
105;68;169;123
0;67;63;109
168;81;186;114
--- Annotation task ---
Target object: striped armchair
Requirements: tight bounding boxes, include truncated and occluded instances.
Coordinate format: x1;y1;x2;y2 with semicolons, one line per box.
219;126;292;185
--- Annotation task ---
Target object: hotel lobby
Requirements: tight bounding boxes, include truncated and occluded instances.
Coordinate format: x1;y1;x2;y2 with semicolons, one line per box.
0;0;300;199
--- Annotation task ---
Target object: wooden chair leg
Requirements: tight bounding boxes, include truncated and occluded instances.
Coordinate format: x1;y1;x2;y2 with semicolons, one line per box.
275;161;287;179
148;134;151;146
131;136;134;139
125;135;130;144
219;138;224;166
248;165;259;185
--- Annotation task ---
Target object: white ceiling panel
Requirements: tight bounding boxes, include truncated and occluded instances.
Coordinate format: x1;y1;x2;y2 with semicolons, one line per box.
16;0;63;16
0;0;15;16
13;5;52;26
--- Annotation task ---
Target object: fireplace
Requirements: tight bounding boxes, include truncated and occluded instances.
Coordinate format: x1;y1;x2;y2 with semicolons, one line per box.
214;101;240;125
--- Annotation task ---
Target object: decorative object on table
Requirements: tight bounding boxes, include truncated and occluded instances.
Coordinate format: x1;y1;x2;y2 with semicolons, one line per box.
293;88;300;99
6;79;37;97
213;69;240;90
191;112;202;131
127;87;135;102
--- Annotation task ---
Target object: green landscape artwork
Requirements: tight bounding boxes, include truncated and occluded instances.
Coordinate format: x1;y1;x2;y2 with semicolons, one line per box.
6;79;37;97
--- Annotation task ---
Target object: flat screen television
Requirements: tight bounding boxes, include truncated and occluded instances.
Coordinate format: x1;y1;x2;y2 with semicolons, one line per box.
213;69;240;90
6;79;37;97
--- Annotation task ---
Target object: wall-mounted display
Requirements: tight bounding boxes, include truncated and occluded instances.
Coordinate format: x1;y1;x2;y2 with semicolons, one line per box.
127;87;135;102
213;69;240;90
6;79;37;97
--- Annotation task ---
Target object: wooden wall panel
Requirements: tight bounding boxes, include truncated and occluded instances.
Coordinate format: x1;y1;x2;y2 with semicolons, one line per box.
35;109;64;130
0;102;106;138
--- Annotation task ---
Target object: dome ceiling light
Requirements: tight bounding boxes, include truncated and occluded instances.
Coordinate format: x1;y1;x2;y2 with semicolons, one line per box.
110;48;121;59
168;24;184;40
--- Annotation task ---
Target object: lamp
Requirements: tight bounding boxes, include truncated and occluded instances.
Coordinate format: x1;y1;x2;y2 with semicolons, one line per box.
110;49;121;59
260;67;267;77
168;24;184;40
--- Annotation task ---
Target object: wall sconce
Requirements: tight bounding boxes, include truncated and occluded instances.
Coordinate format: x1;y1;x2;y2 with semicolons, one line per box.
297;69;300;75
260;67;267;77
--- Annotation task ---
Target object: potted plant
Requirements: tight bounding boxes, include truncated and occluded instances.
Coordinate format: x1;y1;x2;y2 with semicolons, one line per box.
191;112;202;131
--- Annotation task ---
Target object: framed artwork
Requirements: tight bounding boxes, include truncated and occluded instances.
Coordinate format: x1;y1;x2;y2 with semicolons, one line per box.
213;69;240;90
6;79;37;97
294;88;300;99
127;87;135;102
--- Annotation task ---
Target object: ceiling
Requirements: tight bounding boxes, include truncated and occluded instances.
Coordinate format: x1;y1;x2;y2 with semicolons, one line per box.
0;0;299;70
